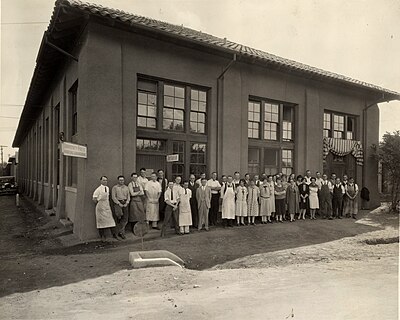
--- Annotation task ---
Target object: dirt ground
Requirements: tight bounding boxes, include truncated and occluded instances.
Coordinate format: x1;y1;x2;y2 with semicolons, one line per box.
0;195;398;319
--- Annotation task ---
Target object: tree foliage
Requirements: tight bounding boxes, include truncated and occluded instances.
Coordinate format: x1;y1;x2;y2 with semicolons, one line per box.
373;131;400;212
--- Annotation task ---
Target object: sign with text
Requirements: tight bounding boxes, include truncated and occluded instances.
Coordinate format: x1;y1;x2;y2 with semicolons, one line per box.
166;154;179;162
61;142;87;159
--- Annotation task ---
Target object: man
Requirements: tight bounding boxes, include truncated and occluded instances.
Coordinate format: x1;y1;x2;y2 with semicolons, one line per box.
320;173;333;219
207;172;222;226
157;169;168;222
244;173;251;187
315;171;323;189
254;174;262;188
332;177;345;219
304;170;312;185
112;175;130;239
161;181;180;237
197;178;211;231
233;171;241;188
188;174;199;228
138;167;149;211
221;175;228;187
127;172;146;231
330;173;337;186
144;172;162;229
341;174;349;216
196;173;206;187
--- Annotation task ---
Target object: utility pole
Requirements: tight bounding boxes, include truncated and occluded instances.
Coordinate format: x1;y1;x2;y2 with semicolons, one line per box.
0;145;6;175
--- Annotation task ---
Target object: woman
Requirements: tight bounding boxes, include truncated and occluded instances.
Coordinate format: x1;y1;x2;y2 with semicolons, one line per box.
259;177;271;223
308;177;319;220
92;176;118;242
247;180;260;225
344;177;359;219
235;179;248;226
221;175;236;227
178;181;192;234
274;177;286;223
267;175;276;219
298;177;309;220
128;173;146;233
286;178;300;222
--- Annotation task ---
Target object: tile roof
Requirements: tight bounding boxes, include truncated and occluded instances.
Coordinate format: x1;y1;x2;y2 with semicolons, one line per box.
62;0;399;97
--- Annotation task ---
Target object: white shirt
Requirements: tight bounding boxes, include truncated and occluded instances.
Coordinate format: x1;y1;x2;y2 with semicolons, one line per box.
320;180;334;192
138;176;149;190
164;187;180;205
207;179;222;194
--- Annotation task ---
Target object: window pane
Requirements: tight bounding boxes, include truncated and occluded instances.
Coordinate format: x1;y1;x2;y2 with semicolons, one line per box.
175;97;184;109
175;86;185;98
164;85;174;96
147;118;156;128
138;92;147;104
174;109;184;120
199;91;207;102
147;106;157;117
191;89;198;100
163;119;173;130
138;117;146;127
138;104;147;116
163;108;173;119
164;96;174;107
264;149;278;166
199;102;206;112
191;100;199;111
198;123;205;133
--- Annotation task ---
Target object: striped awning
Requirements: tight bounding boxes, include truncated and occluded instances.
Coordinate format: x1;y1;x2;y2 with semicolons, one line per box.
323;137;364;166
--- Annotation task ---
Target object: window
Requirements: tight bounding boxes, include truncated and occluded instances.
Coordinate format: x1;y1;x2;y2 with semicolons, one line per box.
347;117;355;140
248;101;261;139
282;149;293;175
324;111;356;140
190;143;206;176
190;89;207;134
248;148;260;175
264;149;278;175
333;115;345;138
172;141;185;178
136;138;165;151
163;84;185;131
68;157;78;187
69;81;78;136
264;103;279;140
323;112;331;138
44;117;49;183
137;80;157;129
283;105;293;141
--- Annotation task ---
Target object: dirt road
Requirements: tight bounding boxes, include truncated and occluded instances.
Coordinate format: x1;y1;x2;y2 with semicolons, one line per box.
0;195;398;319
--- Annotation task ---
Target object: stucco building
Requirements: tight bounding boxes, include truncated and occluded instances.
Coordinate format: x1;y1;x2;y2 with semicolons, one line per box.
13;0;399;239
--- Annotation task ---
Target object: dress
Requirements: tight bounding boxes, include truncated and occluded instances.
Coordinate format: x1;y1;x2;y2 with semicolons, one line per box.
309;186;319;209
286;184;300;214
235;186;248;217
221;183;236;219
178;188;192;227
93;185;116;229
259;185;270;216
299;183;309;210
267;182;276;213
144;180;162;221
247;186;260;216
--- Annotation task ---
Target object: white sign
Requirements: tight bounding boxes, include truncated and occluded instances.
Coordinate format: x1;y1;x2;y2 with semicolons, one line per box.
166;154;179;162
61;142;87;159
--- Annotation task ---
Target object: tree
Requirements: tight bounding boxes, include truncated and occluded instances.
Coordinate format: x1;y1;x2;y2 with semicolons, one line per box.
373;131;400;212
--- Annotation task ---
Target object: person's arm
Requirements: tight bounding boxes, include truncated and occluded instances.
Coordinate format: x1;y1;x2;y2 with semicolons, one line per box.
353;184;359;199
92;187;99;204
125;187;130;206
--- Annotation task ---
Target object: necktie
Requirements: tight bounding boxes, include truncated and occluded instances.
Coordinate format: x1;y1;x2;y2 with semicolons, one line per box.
185;189;187;195
171;188;173;201
105;187;107;192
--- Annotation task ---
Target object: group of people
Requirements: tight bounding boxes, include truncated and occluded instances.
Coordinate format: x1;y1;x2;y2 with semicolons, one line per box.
92;168;360;242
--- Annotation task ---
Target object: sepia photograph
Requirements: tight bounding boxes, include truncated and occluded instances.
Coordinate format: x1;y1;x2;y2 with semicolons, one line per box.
0;0;399;319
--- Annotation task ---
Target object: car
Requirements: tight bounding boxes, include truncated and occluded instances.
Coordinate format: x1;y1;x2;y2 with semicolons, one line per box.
0;176;18;195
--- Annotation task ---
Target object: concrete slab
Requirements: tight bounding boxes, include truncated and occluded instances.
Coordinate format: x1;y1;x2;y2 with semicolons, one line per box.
129;250;184;269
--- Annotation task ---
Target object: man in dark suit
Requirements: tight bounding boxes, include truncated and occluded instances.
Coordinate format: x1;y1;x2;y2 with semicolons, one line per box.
188;174;199;228
196;178;212;231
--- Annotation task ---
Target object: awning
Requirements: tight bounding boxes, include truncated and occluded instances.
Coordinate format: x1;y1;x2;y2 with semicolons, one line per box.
323;137;364;166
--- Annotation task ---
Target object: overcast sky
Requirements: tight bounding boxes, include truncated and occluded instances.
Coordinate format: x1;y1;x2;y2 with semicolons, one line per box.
1;0;399;161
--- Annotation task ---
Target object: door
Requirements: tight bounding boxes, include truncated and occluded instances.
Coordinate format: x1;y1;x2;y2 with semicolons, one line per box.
136;154;166;178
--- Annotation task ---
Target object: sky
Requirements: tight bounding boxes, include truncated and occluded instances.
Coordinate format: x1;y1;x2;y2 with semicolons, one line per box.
1;0;399;162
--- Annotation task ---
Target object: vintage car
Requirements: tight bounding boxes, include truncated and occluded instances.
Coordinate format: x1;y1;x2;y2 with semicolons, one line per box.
0;176;18;195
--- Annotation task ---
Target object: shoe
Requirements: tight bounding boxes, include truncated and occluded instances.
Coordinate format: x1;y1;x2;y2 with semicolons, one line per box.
280;220;283;223
352;215;357;219
118;233;126;240
152;226;161;230
205;228;209;231
328;217;333;220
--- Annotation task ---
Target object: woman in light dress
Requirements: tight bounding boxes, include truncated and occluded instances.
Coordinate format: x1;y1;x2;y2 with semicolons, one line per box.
92;176;117;242
308;177;319;220
247;180;260;225
235;179;248;226
259;177;271;224
266;175;276;219
221;175;236;227
178;181;192;234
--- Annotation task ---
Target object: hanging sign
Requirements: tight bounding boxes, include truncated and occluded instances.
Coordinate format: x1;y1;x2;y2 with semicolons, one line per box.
166;154;179;162
61;142;87;159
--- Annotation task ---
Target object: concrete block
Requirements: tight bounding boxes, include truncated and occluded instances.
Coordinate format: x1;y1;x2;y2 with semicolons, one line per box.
129;250;184;269
59;218;73;228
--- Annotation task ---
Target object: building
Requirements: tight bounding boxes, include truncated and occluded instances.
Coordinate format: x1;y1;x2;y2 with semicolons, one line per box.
13;0;399;240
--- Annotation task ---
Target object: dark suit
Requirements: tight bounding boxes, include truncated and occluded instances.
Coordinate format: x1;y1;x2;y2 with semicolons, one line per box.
188;181;199;228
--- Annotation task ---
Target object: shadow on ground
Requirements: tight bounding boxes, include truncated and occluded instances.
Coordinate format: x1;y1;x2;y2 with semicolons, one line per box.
0;194;397;298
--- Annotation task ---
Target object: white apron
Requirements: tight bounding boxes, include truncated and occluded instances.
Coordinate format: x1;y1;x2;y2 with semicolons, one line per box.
222;184;236;219
93;186;116;229
179;189;192;226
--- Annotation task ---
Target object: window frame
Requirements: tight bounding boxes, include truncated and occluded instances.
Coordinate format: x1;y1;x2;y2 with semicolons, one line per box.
323;110;357;140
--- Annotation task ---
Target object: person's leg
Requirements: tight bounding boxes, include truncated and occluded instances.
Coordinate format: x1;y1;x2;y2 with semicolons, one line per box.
337;198;343;218
184;226;190;234
204;208;209;230
118;207;129;238
161;206;172;237
173;209;180;234
98;228;105;242
198;204;204;230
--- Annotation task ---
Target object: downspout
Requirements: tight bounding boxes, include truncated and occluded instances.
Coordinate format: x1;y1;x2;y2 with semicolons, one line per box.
216;53;237;174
